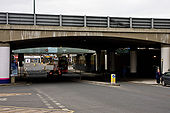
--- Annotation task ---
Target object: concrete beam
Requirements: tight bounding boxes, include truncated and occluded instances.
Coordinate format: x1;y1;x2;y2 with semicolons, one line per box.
0;25;170;44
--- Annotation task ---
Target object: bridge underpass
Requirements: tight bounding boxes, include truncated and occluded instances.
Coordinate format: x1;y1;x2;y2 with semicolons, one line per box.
7;35;162;84
0;33;165;84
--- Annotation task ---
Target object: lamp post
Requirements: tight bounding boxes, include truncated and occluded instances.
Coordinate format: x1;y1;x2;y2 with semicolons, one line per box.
33;0;35;14
33;0;36;25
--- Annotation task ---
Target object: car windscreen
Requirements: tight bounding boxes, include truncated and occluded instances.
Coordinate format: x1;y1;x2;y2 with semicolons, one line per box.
165;72;170;76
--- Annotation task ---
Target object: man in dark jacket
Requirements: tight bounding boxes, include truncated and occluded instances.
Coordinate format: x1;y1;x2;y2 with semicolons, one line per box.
156;68;161;84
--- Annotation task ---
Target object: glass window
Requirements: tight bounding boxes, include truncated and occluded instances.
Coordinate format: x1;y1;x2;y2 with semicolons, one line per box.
165;72;170;76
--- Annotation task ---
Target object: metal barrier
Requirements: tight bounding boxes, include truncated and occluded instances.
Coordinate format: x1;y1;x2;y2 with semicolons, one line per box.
0;12;170;29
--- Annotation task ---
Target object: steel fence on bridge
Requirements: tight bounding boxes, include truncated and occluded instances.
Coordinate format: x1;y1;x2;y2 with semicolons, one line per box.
0;12;170;29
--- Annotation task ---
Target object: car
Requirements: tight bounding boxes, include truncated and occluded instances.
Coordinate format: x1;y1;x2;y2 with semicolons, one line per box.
161;72;170;86
47;67;62;79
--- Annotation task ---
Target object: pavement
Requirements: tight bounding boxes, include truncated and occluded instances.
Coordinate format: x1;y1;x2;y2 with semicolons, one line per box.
128;79;157;85
69;69;158;85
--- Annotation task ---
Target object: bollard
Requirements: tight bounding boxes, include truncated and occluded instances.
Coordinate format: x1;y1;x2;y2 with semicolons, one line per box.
111;74;116;84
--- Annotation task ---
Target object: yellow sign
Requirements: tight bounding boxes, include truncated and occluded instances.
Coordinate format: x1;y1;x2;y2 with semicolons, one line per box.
111;74;116;84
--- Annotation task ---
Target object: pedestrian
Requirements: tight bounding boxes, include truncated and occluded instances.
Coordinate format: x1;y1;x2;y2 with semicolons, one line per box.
156;68;161;84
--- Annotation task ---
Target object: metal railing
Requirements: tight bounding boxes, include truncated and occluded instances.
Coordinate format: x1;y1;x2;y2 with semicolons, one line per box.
0;12;170;29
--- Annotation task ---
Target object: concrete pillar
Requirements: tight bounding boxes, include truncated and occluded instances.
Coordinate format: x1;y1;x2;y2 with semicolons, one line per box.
95;53;98;71
84;53;96;72
101;50;106;72
96;50;106;72
161;46;170;73
130;51;137;73
96;51;101;72
91;54;96;72
105;53;107;71
85;53;92;72
107;50;116;73
0;43;10;84
75;54;81;70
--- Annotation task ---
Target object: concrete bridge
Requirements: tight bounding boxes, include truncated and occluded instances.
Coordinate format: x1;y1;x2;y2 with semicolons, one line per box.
1;12;170;83
0;25;170;47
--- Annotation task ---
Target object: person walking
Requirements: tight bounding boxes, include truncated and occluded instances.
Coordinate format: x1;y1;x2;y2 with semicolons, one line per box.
156;68;161;84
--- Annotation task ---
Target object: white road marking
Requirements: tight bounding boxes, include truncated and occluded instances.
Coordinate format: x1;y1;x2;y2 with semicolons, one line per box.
0;98;7;101
0;106;74;113
62;108;70;111
55;103;61;106
35;89;72;112
36;93;54;109
52;100;57;103
48;106;54;109
59;105;66;108
42;100;48;103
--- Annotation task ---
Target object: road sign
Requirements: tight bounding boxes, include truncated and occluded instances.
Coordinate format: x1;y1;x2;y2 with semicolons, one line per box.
11;63;18;76
111;74;116;84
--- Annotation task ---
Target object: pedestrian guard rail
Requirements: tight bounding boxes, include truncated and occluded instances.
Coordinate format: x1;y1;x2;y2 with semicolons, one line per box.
0;12;170;29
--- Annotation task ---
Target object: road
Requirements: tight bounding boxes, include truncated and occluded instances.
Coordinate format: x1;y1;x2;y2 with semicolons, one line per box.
0;72;170;113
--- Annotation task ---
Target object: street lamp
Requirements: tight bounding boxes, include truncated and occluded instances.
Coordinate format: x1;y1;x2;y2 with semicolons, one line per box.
33;0;35;14
33;0;36;25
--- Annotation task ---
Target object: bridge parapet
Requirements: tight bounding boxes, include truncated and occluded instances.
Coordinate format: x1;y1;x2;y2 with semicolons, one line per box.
0;12;170;29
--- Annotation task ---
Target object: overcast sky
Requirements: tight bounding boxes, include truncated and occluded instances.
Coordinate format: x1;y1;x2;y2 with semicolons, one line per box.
0;0;170;18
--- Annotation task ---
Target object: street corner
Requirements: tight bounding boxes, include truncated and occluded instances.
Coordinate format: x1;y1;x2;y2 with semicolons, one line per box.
0;105;74;113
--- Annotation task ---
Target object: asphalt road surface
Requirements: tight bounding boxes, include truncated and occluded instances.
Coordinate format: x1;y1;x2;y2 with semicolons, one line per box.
0;72;170;113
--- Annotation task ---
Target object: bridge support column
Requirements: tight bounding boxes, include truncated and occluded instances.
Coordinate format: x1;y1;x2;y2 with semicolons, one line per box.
96;51;100;72
161;46;170;73
130;50;137;74
0;43;10;84
85;53;93;72
96;50;106;73
85;53;96;72
107;50;116;73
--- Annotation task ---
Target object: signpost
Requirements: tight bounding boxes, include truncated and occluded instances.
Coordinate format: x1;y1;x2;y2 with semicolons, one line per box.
111;74;116;84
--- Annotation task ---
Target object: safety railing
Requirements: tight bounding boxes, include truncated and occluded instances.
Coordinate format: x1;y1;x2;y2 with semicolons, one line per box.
0;12;170;29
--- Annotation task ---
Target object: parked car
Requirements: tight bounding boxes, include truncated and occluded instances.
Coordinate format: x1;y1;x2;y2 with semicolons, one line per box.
161;72;170;86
